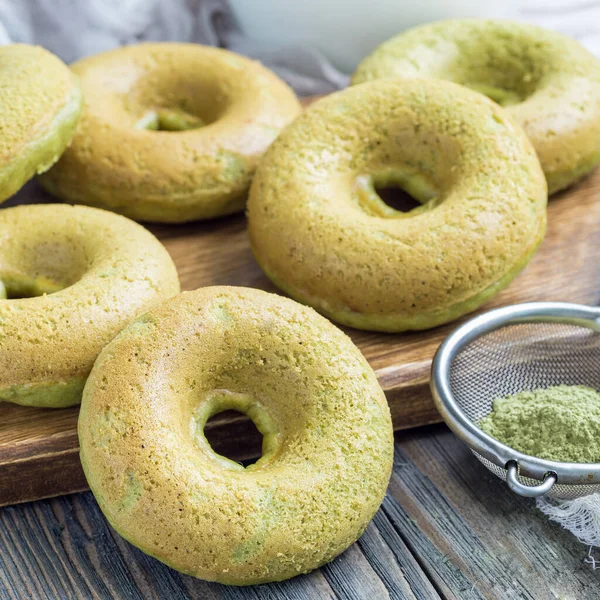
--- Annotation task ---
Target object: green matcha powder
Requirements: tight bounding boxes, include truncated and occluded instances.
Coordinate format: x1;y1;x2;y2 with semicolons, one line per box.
479;385;600;463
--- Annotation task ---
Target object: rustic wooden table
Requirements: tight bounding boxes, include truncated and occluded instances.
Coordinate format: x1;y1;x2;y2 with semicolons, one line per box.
2;3;600;599
1;424;599;600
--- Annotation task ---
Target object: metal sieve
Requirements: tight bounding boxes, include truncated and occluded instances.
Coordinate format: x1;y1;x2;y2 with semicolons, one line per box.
431;302;600;500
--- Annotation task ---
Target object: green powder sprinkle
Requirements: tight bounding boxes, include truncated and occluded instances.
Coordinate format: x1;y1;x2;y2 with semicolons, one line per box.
479;385;600;463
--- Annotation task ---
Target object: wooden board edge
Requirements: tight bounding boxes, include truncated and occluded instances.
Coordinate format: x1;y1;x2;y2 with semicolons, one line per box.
0;446;88;507
0;370;441;506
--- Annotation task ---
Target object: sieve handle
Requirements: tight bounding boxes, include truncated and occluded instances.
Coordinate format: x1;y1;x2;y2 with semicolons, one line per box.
506;461;557;497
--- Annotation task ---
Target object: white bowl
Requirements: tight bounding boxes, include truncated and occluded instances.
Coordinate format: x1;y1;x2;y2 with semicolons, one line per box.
227;0;520;72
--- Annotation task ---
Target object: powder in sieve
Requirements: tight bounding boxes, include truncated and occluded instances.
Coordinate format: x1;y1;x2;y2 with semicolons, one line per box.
479;385;600;463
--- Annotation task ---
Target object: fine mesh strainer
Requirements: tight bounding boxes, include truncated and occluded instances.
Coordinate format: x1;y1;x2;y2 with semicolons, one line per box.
431;302;600;500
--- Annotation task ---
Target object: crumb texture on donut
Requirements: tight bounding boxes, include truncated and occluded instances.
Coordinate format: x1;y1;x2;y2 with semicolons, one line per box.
0;44;82;204
248;79;547;332
0;204;180;407
39;43;301;223
352;19;600;193
79;287;394;584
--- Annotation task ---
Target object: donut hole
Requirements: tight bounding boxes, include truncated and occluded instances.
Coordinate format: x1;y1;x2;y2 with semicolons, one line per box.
444;40;547;107
0;276;66;299
134;107;209;132
375;186;422;213
356;169;441;218
463;82;524;107
128;74;228;132
81;58;230;132
0;241;89;299
191;390;281;471
204;410;264;467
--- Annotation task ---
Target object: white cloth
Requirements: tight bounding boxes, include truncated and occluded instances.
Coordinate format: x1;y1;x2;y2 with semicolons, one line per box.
0;0;598;95
0;0;347;94
537;495;600;561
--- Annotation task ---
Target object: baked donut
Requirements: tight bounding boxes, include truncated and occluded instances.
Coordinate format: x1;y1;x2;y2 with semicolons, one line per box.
0;204;179;407
247;79;547;333
78;286;393;584
352;19;600;194
0;44;82;204
39;43;301;223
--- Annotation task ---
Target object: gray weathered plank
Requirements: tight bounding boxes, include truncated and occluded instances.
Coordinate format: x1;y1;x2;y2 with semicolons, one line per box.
366;509;441;600
382;479;487;599
3;429;600;600
0;470;431;599
391;426;600;600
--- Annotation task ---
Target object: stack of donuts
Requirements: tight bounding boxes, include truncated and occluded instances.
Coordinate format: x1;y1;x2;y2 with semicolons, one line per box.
1;20;599;586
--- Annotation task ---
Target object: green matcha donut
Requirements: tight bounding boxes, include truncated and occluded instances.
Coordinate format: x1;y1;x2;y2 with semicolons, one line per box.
39;43;301;223
79;286;393;584
352;19;600;194
0;204;179;407
247;79;547;332
0;44;82;204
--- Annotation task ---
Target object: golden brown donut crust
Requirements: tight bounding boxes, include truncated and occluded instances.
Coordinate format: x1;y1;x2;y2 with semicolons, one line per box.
0;204;180;407
248;79;547;332
0;44;82;204
353;20;600;194
40;44;301;222
79;286;394;584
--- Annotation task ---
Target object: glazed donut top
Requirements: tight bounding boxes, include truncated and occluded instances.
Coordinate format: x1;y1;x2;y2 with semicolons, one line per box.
248;79;547;332
0;204;179;406
48;43;300;220
0;44;81;201
79;286;393;584
352;19;600;193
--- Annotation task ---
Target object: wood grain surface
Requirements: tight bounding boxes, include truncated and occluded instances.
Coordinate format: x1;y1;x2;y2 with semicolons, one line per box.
2;426;599;599
0;157;599;507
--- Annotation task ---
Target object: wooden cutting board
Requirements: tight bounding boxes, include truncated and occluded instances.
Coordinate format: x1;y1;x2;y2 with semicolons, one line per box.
1;146;599;507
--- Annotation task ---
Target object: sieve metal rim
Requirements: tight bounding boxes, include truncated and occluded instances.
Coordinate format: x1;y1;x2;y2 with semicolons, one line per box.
431;301;600;494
